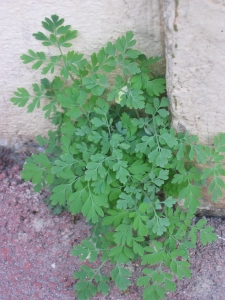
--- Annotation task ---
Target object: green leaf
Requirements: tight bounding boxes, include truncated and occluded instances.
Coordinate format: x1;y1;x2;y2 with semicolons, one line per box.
57;25;71;35
66;107;83;119
150;148;171;168
164;196;177;208
110;266;131;291
160;132;178;147
141;251;165;265
165;279;176;292
10;88;31;107
117;192;135;210
125;31;136;47
176;142;186;160
97;280;110;295
201;168;214;180
109;245;123;257
21;50;47;69
158;109;169;118
21;163;43;184
196;219;207;229
160;97;169;107
113;161;130;184
123;61;140;76
199;226;217;245
133;214;149;236
50;184;72;206
113;224;133;245
126;49;141;58
189;227;197;245
74;279;97;299
179;184;201;213
142;285;156;299
58;30;78;47
170;260;191;279
71;239;98;262
214;133;225;152
81;194;108;223
155;285;166;298
152;217;170;236
133;240;144;256
137;275;151;287
128;160;150;177
146;78;166;96
91;117;105;127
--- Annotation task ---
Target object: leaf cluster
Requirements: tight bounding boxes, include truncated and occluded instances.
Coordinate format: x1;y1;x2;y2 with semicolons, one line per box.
11;15;222;300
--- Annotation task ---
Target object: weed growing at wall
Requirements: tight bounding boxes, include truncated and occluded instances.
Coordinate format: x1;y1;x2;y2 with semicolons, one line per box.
11;15;225;300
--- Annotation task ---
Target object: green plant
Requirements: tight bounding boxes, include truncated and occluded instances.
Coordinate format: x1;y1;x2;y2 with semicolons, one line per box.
11;15;225;300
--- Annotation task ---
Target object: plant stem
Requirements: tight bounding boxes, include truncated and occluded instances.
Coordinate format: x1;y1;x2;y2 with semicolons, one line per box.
57;44;75;82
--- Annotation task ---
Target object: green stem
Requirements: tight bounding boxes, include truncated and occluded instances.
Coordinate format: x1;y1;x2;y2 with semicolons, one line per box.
135;109;140;119
104;114;112;138
57;44;75;81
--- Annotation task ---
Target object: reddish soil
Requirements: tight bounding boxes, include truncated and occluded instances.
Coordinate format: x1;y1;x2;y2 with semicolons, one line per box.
0;146;225;300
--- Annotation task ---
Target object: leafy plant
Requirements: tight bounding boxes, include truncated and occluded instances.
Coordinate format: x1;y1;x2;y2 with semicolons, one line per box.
11;15;224;300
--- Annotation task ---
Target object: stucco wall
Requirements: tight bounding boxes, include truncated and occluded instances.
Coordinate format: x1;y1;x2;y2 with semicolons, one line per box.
0;0;165;150
164;0;225;216
164;0;225;145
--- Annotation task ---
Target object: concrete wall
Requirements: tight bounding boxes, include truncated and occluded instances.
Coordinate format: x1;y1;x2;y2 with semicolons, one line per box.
0;0;165;150
164;0;225;145
164;0;225;216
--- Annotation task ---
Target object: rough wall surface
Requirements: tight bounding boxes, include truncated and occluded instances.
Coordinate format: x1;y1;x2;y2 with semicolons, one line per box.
164;0;225;144
0;0;165;150
164;0;225;216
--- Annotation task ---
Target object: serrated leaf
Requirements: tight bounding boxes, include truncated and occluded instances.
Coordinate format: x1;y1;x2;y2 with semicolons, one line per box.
71;239;98;262
126;49;141;58
137;276;150;287
97;280;110;295
155;149;172;167
113;224;133;245
146;78;166;96
10;88;31;107
199;226;217;245
165;279;176;292
117;192;134;210
170;260;191;280
164;196;177;208
110;266;131;291
196;219;207;229
113;161;130;184
160;133;178;148
123;61;140;76
50;184;72;206
179;185;201;213
81;194;108;223
21;163;43;184
142;285;156;299
133;240;144;256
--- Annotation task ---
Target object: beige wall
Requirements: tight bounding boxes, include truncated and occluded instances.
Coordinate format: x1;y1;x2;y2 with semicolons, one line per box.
164;0;225;216
3;0;224;148
0;0;165;150
164;0;225;144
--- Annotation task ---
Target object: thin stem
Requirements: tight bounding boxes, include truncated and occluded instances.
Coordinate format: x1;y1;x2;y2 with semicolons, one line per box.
57;44;75;82
104;114;112;138
135;109;140;119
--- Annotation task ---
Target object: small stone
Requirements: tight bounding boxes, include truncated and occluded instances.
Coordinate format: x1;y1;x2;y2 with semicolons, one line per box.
51;263;56;268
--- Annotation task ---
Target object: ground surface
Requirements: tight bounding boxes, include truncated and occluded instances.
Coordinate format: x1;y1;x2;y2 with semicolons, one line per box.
0;147;225;300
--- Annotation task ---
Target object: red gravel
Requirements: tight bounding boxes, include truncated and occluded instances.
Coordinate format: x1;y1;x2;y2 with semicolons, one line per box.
0;148;88;300
0;146;225;300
